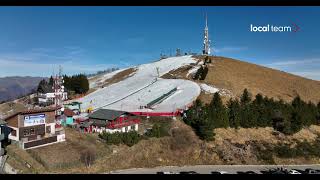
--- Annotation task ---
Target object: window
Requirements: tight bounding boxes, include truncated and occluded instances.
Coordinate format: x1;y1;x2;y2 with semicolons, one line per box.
23;129;30;136
11;130;16;136
46;126;51;133
125;126;128;132
131;125;135;131
30;128;35;135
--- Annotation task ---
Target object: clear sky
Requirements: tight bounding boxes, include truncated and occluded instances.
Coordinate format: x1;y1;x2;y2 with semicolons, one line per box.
0;6;319;80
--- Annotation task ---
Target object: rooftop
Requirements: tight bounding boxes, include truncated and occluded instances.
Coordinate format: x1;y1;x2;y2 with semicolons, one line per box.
63;108;75;117
2;106;62;121
89;109;132;121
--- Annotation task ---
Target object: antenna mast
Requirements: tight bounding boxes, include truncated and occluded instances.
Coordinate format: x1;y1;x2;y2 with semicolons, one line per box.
54;65;64;115
203;13;211;55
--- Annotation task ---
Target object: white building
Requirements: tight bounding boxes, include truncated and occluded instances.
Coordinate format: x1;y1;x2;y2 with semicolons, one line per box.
38;92;68;105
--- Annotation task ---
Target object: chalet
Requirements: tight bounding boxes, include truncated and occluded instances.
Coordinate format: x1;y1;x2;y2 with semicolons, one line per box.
88;109;140;134
2;107;65;150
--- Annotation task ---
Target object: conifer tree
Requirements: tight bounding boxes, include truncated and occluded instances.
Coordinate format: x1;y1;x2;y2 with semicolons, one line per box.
227;98;241;129
240;88;252;106
317;102;320;121
209;92;229;128
37;79;52;93
48;76;54;87
253;94;269;127
290;96;304;133
199;66;208;80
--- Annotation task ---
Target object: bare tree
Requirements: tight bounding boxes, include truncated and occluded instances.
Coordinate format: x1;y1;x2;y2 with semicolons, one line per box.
80;147;96;168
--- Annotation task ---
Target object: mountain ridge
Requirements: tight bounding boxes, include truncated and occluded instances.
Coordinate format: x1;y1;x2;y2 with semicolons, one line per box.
0;76;47;102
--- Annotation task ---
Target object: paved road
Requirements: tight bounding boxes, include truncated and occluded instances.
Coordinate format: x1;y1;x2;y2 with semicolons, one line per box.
109;164;320;174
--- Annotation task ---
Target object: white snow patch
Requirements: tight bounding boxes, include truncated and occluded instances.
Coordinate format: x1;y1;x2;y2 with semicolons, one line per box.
186;66;201;77
199;83;219;94
78;55;200;112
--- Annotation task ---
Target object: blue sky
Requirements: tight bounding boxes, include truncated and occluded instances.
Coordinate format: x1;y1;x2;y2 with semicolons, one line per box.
0;6;320;80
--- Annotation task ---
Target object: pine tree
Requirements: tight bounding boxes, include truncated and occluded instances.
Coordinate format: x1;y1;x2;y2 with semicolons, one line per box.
209;92;229;128
184;99;204;126
272;109;292;135
290;96;304;133
48;76;54;87
227;98;241;129
253;94;269;127
238;89;253;128
199;66;208;80
240;88;252;106
317;102;320;122
37;79;51;93
306;101;318;125
193;66;203;80
196;105;215;141
62;74;89;94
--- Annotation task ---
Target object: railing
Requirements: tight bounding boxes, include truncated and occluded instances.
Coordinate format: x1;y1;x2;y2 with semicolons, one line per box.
130;111;180;117
107;119;140;129
23;136;58;149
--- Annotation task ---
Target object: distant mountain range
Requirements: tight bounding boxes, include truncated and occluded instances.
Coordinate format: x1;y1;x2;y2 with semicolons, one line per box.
0;76;47;103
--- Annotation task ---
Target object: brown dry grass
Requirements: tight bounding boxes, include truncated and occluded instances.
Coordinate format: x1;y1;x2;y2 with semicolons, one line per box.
213;125;320;146
0;101;27;117
162;55;320;104
89;68;136;89
23;128;111;172
7;121;320;173
203;56;320;103
101;68;136;87
6;144;46;173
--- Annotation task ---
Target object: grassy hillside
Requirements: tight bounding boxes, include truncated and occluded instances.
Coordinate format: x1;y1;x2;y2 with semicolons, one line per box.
6;119;320;173
203;56;320;103
162;55;320;104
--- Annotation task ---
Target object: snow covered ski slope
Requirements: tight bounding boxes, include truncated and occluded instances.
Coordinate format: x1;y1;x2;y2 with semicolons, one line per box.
78;55;201;112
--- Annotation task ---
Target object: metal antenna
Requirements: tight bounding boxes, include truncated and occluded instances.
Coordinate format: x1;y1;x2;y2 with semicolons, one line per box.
205;12;208;29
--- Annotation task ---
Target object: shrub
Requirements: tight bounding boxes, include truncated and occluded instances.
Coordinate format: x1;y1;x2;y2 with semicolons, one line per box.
145;123;170;138
80;147;96;168
99;131;141;147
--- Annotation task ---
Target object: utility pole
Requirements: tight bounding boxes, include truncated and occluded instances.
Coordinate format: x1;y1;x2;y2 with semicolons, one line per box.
156;67;160;78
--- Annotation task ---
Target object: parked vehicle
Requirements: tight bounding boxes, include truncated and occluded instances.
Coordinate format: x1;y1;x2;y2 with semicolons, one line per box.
157;171;175;174
260;170;272;174
237;171;257;174
211;171;228;174
261;168;287;174
288;170;301;174
291;169;306;174
305;168;320;174
272;171;286;174
179;171;198;174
